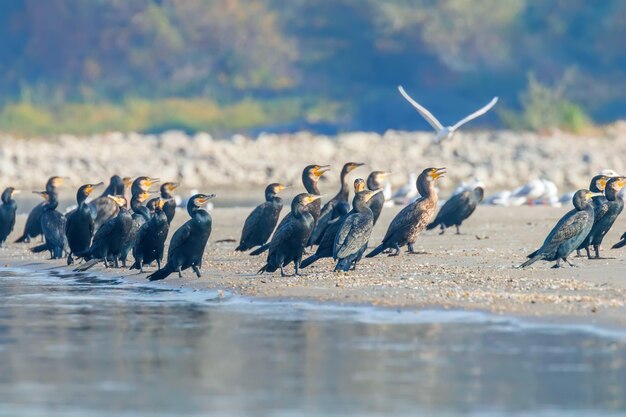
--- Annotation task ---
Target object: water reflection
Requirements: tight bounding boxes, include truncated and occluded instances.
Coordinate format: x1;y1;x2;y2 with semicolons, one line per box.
0;268;625;417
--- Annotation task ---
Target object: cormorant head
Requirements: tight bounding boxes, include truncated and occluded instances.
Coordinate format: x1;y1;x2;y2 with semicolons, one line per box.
605;176;626;200
572;189;602;210
47;176;67;190
107;195;128;208
367;171;391;190
267;183;288;195
304;165;331;181
353;189;382;211
133;177;160;193
189;193;216;208
342;162;365;176
1;187;18;203
161;182;179;194
589;175;610;193
77;182;103;203
292;193;323;211
354;178;366;193
424;167;446;182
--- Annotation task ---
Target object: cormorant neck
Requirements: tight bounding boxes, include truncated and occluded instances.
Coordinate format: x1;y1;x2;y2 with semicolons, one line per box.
605;187;619;201
303;177;320;195
77;192;89;205
161;190;173;199
336;169;350;201
367;177;381;191
130;194;144;212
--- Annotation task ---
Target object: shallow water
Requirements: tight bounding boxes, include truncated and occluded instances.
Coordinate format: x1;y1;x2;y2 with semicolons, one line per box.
1;268;626;417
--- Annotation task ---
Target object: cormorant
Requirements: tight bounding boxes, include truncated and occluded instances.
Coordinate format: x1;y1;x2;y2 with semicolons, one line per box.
258;193;322;276
147;193;216;281
300;179;365;269
366;171;391;225
15;176;65;243
90;175;133;231
131;198;170;272
249;164;329;256
148;182;178;224
334;189;382;271
120;190;153;267
31;191;66;259
519;189;600;268
576;174;610;256
367;167;446;257
75;196;133;270
310;162;364;245
427;186;484;234
612;232;626;249
0;187;19;246
65;183;102;264
580;176;626;259
235;183;287;252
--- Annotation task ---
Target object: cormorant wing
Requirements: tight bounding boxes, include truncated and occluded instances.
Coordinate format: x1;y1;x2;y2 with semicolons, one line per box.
398;86;444;132
334;214;369;259
451;97;499;131
167;221;192;256
241;203;267;238
92;216;117;242
434;192;471;223
540;210;590;254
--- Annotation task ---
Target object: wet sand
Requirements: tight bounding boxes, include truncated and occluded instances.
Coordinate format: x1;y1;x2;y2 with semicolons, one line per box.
2;205;626;325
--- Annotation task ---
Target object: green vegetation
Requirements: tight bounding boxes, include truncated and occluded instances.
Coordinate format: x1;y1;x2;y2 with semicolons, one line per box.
0;1;624;136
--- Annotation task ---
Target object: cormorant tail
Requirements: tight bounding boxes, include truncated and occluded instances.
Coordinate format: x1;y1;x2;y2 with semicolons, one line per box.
426;222;438;231
73;259;100;272
299;253;320;269
526;249;538;259
334;258;351;272
250;244;269;256
30;243;49;253
365;244;386;258
518;254;542;269
147;265;173;281
234;243;246;252
612;239;626;249
14;234;28;243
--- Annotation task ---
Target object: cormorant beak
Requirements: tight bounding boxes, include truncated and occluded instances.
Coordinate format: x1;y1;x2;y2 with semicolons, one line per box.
430;168;447;180
33;191;48;199
86;182;104;195
11;190;20;196
586;192;603;200
347;162;365;173
167;182;180;192
51;177;67;187
123;177;133;187
304;195;324;205
276;184;289;193
616;177;626;189
313;165;331;177
196;194;217;205
380;171;392;178
144;178;160;189
364;189;383;202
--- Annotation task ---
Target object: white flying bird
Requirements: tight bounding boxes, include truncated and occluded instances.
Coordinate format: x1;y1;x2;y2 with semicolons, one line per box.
398;86;499;143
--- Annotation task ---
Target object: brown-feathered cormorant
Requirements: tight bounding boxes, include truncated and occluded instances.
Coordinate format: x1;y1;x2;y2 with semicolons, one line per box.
334;189;382;271
520;189;600;268
580;176;626;259
427;186;484;234
366;171;391;225
258;193;323;276
300;179;365;269
236;183;287;252
147;193;216;281
0;188;19;246
75;196;133;270
30;190;67;259
65;183;103;264
15;176;65;243
249;165;329;256
367;167;446;257
90;175;134;231
131;198;170;272
310;162;364;245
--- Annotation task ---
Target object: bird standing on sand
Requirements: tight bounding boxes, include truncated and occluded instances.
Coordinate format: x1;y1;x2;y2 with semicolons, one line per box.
236;183;287;252
258;193;322;277
148;182;179;224
398;86;498;143
366;171;391;225
249;165;329;256
131;198;170;272
333;189;381;271
65;183;102;264
147;193;216;281
579;176;626;259
120;190;152;267
367;167;446;257
30;191;67;259
15;176;65;243
0;187;19;246
310;162;364;245
520;189;600;269
612;232;626;250
576;174;610;257
427;186;484;235
89;175;131;231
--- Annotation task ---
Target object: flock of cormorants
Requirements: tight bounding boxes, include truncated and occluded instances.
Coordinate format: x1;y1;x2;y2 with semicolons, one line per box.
0;163;624;280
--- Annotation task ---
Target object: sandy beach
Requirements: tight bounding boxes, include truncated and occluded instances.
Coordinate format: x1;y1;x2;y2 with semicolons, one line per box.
2;203;625;325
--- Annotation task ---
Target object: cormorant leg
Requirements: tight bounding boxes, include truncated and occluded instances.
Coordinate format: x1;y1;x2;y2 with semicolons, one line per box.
551;259;561;269
156;259;161;270
388;243;401;257
114;258;119;269
456;225;461;235
294;260;300;276
564;257;577;267
408;243;427;255
192;265;201;278
177;266;183;278
280;266;287;277
585;246;592;259
407;243;414;253
103;258;109;268
439;226;445;235
575;249;583;258
594;245;601;259
67;252;73;265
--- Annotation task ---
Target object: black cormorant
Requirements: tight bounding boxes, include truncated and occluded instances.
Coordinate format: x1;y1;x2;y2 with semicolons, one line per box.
120;190;153;267
334;189;382;271
580;176;625;259
147;193;216;281
427;186;484;234
258;193;322;276
249;164;329;256
75;196;133;270
31;190;66;259
65;183;102;264
147;182;178;224
310;162;364;245
576;174;610;256
366;171;391;225
367;167;446;257
520;189;600;268
0;187;19;246
236;183;287;252
130;198;170;272
15;176;65;243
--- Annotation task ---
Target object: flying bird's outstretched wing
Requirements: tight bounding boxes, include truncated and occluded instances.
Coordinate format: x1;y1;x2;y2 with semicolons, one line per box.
451;97;499;131
398;86;444;132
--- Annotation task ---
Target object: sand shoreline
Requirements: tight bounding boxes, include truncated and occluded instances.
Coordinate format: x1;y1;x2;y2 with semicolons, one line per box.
1;205;625;327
